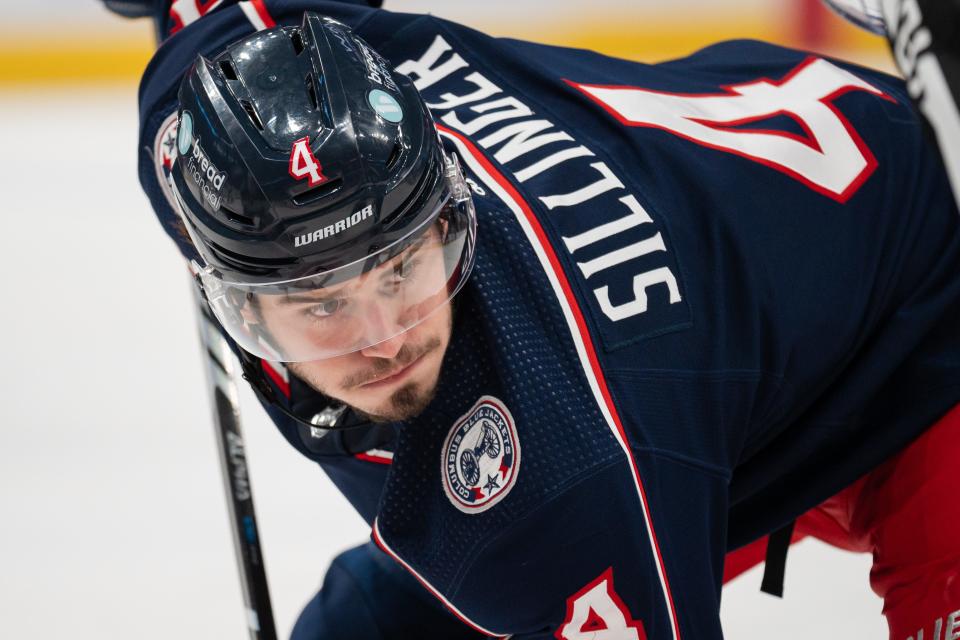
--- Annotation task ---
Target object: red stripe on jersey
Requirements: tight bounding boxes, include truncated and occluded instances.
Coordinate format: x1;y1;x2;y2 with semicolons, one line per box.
436;123;683;639
371;521;508;638
260;360;290;398
355;452;393;465
249;0;276;28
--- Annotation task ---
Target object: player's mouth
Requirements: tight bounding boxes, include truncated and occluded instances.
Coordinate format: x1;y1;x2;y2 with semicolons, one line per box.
359;353;427;389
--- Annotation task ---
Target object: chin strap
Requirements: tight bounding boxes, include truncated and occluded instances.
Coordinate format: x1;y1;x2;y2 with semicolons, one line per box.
235;347;371;433
194;273;368;434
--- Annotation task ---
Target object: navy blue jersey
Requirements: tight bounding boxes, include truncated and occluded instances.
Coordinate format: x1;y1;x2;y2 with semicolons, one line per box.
137;2;960;637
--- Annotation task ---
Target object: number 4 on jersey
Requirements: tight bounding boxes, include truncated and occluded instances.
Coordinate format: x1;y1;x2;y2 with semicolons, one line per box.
289;136;329;186
555;568;647;640
569;57;894;202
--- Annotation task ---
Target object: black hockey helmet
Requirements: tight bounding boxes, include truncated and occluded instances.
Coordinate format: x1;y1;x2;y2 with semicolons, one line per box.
172;12;476;363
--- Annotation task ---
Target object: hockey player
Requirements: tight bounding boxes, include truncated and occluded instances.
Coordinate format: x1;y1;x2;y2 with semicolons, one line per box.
115;1;960;638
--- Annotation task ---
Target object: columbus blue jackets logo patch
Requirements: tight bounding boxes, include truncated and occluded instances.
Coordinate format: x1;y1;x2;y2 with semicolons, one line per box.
153;111;181;213
442;396;520;514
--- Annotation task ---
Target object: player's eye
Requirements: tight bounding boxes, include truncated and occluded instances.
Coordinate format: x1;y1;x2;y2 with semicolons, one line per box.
306;298;345;319
393;254;421;283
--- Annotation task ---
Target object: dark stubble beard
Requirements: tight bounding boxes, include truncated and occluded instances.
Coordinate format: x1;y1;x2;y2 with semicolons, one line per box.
289;334;445;423
350;336;444;423
360;379;434;423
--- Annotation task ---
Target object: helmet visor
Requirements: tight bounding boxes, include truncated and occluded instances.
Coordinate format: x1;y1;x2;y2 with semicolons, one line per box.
196;177;476;363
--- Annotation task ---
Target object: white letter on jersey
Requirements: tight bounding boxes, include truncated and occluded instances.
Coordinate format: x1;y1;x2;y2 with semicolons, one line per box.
562;195;654;253
427;71;502;110
442;96;533;136
556;568;647;640
595;268;682;322
540;162;624;210
577;234;667;280
395;35;469;90
571;57;891;202
480;119;574;164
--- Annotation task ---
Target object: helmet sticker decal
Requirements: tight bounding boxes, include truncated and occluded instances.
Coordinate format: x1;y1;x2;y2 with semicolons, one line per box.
369;89;404;123
288;136;329;187
442;396;521;514
356;39;399;92
183;114;227;210
325;21;357;55
177;111;194;156
294;204;374;248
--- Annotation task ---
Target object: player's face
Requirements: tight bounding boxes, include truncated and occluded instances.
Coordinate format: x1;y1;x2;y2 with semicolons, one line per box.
286;298;453;422
254;228;456;421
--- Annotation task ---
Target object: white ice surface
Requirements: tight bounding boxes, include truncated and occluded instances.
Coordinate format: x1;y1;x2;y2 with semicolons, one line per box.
0;90;886;639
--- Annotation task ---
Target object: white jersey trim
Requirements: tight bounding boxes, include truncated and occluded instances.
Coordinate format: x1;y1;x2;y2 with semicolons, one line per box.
238;0;270;31
371;519;510;638
437;125;682;640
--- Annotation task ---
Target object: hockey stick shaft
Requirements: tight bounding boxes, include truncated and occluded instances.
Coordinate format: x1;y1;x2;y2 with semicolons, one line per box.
193;283;278;640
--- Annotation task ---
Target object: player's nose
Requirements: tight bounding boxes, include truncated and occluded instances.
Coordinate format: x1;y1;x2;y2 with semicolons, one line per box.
358;303;407;359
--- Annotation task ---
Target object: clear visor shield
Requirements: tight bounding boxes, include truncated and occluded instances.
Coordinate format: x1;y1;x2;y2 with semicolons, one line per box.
196;170;477;363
